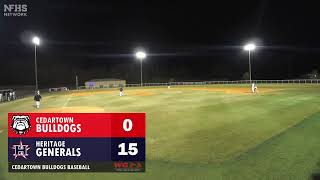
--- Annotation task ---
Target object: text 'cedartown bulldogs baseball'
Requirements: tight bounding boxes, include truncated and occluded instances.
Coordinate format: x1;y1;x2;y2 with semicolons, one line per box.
8;113;146;172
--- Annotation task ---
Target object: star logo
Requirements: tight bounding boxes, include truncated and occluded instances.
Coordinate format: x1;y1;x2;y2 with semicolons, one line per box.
12;140;30;159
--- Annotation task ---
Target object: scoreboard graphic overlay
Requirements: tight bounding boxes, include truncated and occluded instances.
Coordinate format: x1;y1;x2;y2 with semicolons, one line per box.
8;113;146;172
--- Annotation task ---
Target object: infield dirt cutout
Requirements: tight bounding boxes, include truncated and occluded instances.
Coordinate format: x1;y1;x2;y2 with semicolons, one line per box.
190;87;276;94
34;106;105;113
0;126;5;134
72;90;157;97
130;91;157;96
71;91;114;97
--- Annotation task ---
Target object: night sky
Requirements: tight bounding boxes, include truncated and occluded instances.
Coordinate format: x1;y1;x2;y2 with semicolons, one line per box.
1;0;320;87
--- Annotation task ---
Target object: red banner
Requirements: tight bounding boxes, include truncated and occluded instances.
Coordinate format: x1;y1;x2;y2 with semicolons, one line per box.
8;113;145;138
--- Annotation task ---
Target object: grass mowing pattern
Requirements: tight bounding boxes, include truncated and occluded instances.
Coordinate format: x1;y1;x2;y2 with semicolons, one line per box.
0;84;320;180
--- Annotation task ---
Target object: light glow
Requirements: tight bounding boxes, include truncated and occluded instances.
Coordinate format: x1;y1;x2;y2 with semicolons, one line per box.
135;51;146;60
32;36;40;46
244;43;256;51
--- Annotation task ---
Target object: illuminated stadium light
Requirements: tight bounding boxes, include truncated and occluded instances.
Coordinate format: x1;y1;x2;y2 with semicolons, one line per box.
32;36;40;90
135;51;147;86
243;43;256;83
135;51;146;60
243;43;255;51
32;36;40;46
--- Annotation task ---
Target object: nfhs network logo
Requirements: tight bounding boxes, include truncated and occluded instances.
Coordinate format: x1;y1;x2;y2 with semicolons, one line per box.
3;4;28;17
11;115;31;135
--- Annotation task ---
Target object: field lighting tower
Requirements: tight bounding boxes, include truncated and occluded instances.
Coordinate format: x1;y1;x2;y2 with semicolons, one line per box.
243;43;256;82
32;36;40;90
135;51;147;86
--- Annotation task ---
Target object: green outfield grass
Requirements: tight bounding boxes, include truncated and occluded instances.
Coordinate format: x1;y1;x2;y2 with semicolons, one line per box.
1;84;320;180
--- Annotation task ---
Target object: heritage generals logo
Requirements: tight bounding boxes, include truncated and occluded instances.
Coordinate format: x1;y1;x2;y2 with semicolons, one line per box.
11;115;31;135
12;141;30;159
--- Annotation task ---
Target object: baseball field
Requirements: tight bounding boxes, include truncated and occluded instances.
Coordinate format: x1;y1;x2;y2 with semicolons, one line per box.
1;84;320;180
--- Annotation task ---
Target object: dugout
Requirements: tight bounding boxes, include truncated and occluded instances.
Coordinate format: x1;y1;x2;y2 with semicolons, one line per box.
0;89;16;102
85;78;126;89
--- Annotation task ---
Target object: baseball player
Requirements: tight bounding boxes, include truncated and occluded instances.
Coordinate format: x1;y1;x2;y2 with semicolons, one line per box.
12;91;16;100
0;92;2;102
119;87;124;96
251;82;257;93
4;92;8;101
34;91;42;108
9;91;13;101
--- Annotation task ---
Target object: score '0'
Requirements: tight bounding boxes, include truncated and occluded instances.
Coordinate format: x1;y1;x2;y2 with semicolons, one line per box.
123;119;133;132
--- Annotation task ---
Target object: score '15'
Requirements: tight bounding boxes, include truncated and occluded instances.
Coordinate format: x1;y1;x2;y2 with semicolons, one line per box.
118;119;138;156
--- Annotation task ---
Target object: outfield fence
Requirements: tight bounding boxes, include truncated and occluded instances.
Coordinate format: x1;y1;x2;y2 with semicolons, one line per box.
77;79;320;89
1;80;319;103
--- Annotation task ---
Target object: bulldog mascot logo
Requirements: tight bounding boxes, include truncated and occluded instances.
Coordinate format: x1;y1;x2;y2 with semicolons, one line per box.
11;115;31;135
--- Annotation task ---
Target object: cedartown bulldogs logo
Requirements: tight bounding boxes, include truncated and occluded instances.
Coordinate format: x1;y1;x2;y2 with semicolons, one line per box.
11;115;31;135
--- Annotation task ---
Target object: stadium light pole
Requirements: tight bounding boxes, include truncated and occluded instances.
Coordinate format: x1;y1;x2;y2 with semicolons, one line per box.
243;43;256;83
135;51;147;86
32;36;40;90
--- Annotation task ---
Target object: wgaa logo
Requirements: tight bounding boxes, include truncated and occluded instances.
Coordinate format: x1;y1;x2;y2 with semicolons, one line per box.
11;115;31;135
12;140;30;159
